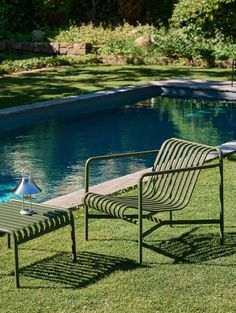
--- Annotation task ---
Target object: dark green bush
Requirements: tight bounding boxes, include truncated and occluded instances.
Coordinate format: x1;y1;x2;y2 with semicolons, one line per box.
151;26;236;61
145;0;177;26
171;0;236;37
118;0;144;24
0;52;100;74
70;0;119;25
33;0;73;28
0;0;35;39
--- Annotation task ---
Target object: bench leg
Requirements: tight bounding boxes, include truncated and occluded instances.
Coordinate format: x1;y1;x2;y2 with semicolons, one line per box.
70;214;76;262
7;234;11;249
13;235;20;288
219;157;224;244
169;211;173;227
138;205;143;265
84;205;88;241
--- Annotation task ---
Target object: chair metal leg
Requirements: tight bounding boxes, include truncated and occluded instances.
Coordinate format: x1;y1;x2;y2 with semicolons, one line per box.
138;209;143;265
138;186;143;265
70;214;77;262
219;157;224;244
13;235;20;288
220;210;224;244
85;205;88;241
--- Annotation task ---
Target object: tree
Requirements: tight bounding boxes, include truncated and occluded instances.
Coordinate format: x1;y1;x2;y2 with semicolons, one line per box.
33;0;73;28
171;0;236;37
118;0;144;24
145;0;177;27
0;0;35;38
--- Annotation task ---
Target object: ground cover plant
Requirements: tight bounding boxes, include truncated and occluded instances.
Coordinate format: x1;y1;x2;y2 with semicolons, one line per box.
0;64;233;109
0;52;99;75
0;158;236;313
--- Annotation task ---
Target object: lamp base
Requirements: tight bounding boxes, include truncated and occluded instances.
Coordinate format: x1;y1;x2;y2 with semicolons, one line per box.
20;209;33;216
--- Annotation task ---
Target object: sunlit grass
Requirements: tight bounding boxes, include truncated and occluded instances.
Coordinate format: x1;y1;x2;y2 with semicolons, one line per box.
0;64;232;109
0;158;236;313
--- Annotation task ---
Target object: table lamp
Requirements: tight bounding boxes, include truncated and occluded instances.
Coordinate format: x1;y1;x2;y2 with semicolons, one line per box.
14;172;41;215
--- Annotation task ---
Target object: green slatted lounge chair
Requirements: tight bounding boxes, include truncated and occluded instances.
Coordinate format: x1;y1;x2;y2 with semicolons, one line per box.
83;138;224;264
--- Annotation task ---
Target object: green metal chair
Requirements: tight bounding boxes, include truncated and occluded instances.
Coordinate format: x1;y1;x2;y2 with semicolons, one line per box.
83;138;224;264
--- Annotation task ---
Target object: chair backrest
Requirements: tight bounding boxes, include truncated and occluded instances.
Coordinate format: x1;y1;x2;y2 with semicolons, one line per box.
143;138;218;209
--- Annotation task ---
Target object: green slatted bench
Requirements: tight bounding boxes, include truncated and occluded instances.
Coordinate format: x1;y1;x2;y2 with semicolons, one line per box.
84;138;224;265
0;200;76;288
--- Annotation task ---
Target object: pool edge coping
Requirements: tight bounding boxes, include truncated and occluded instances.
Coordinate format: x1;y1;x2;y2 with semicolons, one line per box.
1;78;236;117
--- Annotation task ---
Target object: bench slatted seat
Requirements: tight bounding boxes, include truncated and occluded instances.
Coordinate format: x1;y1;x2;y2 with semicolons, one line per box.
0;200;76;288
84;138;224;264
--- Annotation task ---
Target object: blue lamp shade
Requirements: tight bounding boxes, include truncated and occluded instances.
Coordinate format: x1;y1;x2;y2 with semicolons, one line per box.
14;175;41;195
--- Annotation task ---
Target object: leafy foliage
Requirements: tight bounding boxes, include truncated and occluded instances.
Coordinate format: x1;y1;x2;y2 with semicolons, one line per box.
70;0;119;24
145;0;177;26
48;23;155;56
33;0;73;28
0;0;34;39
118;0;144;24
151;26;236;61
1;0;236;65
171;0;236;37
0;52;99;74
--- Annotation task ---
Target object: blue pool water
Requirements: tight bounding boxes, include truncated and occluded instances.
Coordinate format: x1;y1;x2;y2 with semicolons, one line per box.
0;96;236;202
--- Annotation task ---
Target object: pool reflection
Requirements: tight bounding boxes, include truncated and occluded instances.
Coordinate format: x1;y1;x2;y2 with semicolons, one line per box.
0;96;235;202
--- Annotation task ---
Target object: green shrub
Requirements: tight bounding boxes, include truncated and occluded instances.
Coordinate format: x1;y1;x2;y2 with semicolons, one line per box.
0;0;35;39
0;53;100;74
171;0;236;37
151;26;236;61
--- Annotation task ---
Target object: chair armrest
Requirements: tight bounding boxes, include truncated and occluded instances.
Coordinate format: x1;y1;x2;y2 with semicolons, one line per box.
86;149;160;164
85;149;159;192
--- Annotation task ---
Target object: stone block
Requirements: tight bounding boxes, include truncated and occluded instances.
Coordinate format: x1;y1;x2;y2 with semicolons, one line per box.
68;43;84;55
0;41;6;50
60;42;73;49
49;43;60;54
21;42;33;51
10;42;23;50
33;42;43;53
59;47;68;55
134;35;152;47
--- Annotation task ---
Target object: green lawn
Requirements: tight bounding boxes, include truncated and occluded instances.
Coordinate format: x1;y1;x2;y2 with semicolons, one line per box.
0;64;233;109
1;158;236;313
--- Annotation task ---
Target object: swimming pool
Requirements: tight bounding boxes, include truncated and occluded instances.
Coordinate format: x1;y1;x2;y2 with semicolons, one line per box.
0;95;236;202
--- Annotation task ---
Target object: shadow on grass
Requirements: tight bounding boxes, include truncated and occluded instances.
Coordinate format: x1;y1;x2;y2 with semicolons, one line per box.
144;228;236;264
0;65;232;108
19;251;139;289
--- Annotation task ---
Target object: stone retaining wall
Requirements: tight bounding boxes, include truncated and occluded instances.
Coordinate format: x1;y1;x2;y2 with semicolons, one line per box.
0;40;92;55
101;54;232;67
0;41;233;67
